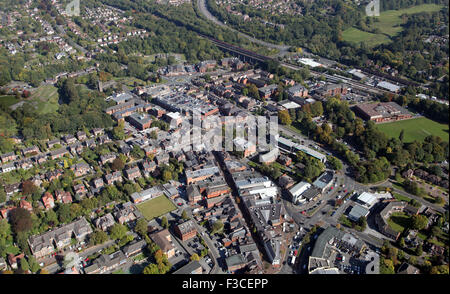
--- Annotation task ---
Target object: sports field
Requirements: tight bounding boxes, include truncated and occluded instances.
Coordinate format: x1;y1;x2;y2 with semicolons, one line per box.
136;195;176;220
342;4;444;47
377;117;449;143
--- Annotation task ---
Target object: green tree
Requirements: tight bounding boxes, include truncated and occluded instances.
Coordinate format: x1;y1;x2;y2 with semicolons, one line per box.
111;157;125;171
143;263;160;274
161;216;169;229
109;223;128;240
135;218;148;237
28;256;40;273
112;121;125;140
278;110;292;125
411;215;428;231
89;230;109;246
190;253;200;261
211;220;224;235
181;210;189;220
20;258;29;272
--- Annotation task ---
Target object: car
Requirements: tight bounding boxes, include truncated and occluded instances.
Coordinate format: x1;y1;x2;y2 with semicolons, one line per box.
177;203;182;206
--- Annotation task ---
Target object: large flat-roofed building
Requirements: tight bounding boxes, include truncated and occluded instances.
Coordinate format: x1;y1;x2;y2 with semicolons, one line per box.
130;186;164;204
348;204;370;222
312;171;334;192
356;192;378;209
277;136;327;163
354;102;412;123
127;113;152;130
153;93;219;120
289;181;311;204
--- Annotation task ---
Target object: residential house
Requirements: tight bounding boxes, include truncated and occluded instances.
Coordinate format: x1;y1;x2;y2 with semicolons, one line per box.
122;239;147;258
71;163;90;177
93;213;115;231
55;190;73;204
21;146;40;156
104;171;123;185
1;152;17;163
125;166;142;181
150;229;175;258
42;192;55;210
113;202;139;224
83;251;127;274
28;218;93;259
19;199;33;212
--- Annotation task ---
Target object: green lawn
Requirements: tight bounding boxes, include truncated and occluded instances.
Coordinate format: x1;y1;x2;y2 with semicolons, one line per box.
392;192;412;203
342;4;444;47
387;212;410;233
0;95;21;108
372;4;444;37
377;117;449;143
30;85;60;115
341;27;391;47
136;195;176;220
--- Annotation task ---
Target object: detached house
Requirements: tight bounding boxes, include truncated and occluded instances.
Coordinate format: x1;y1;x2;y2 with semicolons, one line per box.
42;192;55;210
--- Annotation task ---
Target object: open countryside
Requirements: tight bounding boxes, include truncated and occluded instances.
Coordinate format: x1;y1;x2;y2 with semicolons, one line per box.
377;117;449;143
342;4;445;46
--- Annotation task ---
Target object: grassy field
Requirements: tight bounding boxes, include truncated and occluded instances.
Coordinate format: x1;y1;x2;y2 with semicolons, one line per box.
0;95;21;108
341;27;391;47
387;212;410;233
372;4;444;37
342;4;444;46
30;85;60;115
136;195;176;220
377;117;449;143
392;192;412;203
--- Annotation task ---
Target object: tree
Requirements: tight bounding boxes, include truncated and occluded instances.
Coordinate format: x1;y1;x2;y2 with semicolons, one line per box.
211;220;224;234
109;223;128;240
190;253;200;261
327;156;343;171
111;157;125;171
135;218;148;237
112;121;125;140
22;181;38;196
161;216;168;229
20;258;29;272
28;256;40;273
399;129;405;142
56;203;73;224
411;215;428;231
143;263;159;274
0;188;6;203
358;216;367;231
89;230;109;246
181;210;189;220
9;208;33;233
415;244;423;256
278;110;292;125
